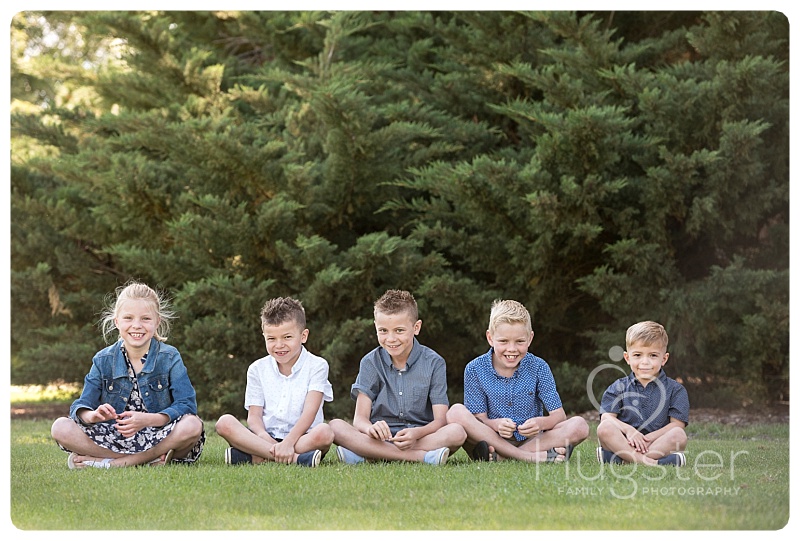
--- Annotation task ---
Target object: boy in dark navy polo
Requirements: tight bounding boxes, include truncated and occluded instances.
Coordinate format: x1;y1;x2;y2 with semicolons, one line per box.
596;321;689;466
330;290;466;465
447;299;589;462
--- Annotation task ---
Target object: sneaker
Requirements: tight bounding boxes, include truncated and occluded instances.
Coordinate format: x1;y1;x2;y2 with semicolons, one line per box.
657;452;686;467
225;447;252;465
596;446;623;465
423;447;450;465
296;449;322;467
336;445;365;465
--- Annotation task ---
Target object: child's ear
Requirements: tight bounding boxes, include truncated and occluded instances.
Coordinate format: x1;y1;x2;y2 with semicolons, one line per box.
485;329;494;347
661;352;670;365
413;319;422;335
301;328;309;343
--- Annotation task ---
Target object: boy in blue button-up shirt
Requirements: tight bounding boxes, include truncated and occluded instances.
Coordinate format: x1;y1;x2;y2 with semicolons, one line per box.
330;290;466;465
596;321;689;466
447;299;589;462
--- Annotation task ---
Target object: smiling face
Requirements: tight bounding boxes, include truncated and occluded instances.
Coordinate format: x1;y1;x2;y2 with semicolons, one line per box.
624;340;669;385
487;322;534;376
374;309;421;367
115;299;159;356
263;319;308;374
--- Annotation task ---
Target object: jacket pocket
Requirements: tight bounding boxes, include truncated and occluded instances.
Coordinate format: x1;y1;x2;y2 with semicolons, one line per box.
143;376;172;410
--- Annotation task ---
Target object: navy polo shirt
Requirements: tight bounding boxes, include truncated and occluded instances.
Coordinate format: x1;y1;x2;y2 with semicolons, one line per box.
464;349;563;441
600;369;690;433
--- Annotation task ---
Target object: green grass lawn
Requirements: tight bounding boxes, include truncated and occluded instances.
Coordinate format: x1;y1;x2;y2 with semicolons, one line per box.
8;417;789;530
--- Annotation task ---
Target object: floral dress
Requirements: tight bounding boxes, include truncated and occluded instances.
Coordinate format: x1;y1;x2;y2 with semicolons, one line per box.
59;347;204;463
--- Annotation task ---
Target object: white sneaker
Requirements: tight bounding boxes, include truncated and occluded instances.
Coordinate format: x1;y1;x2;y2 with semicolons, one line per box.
336;446;365;464
423;447;449;465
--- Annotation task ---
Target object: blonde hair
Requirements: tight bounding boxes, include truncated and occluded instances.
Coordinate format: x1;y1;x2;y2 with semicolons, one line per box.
488;299;532;334
100;282;175;342
626;321;668;350
374;289;418;321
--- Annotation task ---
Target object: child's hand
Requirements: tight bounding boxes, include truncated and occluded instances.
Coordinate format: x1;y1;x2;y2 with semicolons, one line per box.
87;403;118;424
368;420;393;441
497;418;517;439
517;418;541;438
115;412;143;437
626;429;648;453
270;441;295;464
388;428;418;451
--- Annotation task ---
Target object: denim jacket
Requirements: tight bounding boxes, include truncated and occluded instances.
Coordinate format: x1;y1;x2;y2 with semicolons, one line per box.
70;338;198;424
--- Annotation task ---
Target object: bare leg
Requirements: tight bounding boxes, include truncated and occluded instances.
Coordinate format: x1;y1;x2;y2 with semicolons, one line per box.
447;404;583;462
215;415;333;464
330;419;459;463
596;418;658;465
644;426;687;459
53;414;203;468
517;416;590;460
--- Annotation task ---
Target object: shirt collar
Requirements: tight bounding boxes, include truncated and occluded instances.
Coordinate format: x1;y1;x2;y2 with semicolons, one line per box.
270;346;307;376
485;348;531;378
380;338;420;370
627;368;668;387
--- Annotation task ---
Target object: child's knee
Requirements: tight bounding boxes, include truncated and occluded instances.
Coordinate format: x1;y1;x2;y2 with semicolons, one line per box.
329;418;350;436
596;419;615;441
445;422;467;444
215;414;237;436
313;423;335;446
571;416;590;441
50;416;72;441
669;426;688;447
445;403;470;424
177;414;204;439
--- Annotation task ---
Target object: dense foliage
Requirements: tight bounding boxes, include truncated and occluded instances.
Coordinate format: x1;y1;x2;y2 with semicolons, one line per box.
11;11;789;418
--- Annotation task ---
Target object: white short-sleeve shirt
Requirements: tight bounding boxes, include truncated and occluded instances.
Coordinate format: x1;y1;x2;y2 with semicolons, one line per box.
244;346;333;439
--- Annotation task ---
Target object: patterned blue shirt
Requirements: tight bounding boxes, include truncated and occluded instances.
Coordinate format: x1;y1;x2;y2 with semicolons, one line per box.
600;370;690;433
351;338;449;430
464;349;563;441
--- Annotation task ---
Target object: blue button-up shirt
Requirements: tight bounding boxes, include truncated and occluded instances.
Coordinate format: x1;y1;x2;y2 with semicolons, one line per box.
351;338;449;430
464;349;563;441
600;369;690;433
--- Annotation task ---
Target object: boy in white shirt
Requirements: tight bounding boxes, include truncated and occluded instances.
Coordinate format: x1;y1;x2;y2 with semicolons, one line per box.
215;297;334;467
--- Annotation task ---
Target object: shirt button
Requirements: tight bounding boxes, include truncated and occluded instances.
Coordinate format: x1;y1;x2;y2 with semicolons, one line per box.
399;392;403;396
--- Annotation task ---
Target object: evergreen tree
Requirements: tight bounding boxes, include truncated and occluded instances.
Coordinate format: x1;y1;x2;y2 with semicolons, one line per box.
11;11;788;417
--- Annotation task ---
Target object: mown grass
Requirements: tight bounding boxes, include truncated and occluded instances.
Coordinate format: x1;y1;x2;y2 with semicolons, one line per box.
8;417;789;531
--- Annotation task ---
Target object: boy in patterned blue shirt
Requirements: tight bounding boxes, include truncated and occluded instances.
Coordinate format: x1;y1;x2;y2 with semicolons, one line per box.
447;299;589;462
596;321;689;467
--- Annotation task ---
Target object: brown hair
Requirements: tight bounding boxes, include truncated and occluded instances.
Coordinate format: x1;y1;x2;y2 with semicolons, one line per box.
374;289;418;321
261;297;306;329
